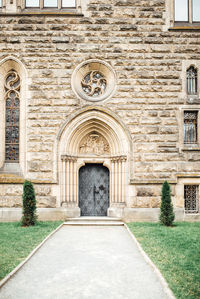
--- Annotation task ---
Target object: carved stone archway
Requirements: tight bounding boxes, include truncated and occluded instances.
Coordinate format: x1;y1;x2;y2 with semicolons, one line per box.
57;107;131;218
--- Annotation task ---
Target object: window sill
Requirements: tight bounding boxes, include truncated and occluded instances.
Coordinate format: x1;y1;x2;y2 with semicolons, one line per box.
182;146;200;151
186;97;200;105
0;9;83;16
169;25;200;31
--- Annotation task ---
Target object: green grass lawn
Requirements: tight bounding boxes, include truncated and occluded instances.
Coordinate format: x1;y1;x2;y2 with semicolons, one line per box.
0;221;62;280
127;222;200;299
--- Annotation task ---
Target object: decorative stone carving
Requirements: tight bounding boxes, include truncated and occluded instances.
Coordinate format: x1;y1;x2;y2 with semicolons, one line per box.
5;70;20;161
111;155;127;162
61;155;77;162
79;132;110;155
71;59;116;102
81;71;107;97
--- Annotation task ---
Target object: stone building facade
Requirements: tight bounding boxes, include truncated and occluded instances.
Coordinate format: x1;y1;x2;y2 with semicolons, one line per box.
0;0;200;221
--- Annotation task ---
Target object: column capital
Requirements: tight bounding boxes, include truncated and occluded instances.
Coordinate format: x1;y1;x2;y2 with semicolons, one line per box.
111;155;127;162
61;155;77;162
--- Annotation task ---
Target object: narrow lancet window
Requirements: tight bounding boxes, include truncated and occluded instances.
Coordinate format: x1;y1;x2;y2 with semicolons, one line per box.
187;66;197;95
184;111;198;144
5;70;20;161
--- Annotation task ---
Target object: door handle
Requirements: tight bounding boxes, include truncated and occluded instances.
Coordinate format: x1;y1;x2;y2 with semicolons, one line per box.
94;185;99;194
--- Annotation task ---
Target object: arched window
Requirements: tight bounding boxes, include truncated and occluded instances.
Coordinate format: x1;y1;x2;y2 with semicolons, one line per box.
5;70;20;162
187;66;197;95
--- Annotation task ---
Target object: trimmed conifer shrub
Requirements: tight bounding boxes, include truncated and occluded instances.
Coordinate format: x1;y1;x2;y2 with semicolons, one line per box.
160;181;175;226
21;180;37;226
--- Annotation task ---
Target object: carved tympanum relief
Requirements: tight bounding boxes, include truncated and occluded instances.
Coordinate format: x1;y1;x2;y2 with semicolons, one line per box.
79;132;110;155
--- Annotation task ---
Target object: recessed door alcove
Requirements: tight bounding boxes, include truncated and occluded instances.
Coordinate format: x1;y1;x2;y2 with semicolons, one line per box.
57;107;131;218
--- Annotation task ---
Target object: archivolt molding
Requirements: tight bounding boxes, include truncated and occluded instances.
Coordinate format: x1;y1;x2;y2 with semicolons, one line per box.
56;106;133;208
57;106;132;155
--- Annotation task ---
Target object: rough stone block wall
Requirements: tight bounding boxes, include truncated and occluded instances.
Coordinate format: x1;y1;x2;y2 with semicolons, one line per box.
0;0;200;210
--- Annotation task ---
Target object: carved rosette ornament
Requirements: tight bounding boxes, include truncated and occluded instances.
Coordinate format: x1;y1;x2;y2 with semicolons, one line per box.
71;59;116;102
81;71;107;97
79;132;110;155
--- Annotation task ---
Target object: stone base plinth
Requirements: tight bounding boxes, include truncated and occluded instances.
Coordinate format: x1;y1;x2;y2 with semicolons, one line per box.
123;208;186;222
0;207;198;222
0;207;80;222
123;208;160;222
108;205;125;218
64;206;81;219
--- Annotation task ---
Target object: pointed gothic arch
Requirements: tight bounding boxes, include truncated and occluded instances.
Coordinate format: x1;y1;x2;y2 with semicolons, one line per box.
57;106;132;217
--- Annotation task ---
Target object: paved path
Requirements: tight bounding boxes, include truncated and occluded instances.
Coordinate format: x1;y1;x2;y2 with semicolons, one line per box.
0;225;170;299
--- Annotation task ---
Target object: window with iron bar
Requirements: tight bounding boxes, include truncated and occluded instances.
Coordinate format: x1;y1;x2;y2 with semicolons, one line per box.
184;185;199;213
184;111;198;144
187;66;198;95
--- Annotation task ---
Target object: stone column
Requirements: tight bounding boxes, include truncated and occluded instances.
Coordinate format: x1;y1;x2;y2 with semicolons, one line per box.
111;160;115;204
61;155;77;206
110;156;127;203
60;155;80;218
60;156;65;205
66;159;70;203
121;156;127;203
118;158;122;204
108;155;127;218
73;159;78;204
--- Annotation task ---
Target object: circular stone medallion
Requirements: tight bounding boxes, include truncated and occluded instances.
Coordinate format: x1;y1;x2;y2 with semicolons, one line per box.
72;60;116;102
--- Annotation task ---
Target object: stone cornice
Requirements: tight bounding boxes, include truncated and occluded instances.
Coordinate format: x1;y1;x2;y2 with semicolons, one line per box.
0;11;83;16
0;174;56;184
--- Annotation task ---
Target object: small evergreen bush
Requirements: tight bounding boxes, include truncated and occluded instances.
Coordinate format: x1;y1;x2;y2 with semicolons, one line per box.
160;181;175;226
21;180;37;226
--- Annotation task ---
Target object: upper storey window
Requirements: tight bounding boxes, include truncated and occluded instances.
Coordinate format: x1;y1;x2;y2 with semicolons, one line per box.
187;66;198;95
174;0;200;23
26;0;75;8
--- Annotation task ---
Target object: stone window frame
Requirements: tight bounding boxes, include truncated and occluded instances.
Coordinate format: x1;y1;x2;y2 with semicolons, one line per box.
0;0;90;14
0;57;27;176
181;61;200;104
178;107;200;151
164;0;200;30
184;184;199;213
186;66;198;96
21;0;79;10
184;111;198;144
176;178;200;215
5;69;21;162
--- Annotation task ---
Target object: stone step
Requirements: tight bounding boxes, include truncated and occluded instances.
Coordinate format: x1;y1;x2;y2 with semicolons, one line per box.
66;217;122;222
64;217;124;226
64;221;124;226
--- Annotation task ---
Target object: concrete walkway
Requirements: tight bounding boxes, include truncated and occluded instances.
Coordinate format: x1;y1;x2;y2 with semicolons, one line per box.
0;225;171;299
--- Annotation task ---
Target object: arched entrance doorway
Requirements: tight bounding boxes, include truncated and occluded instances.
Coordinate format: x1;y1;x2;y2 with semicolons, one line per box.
79;164;109;216
57;107;132;218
